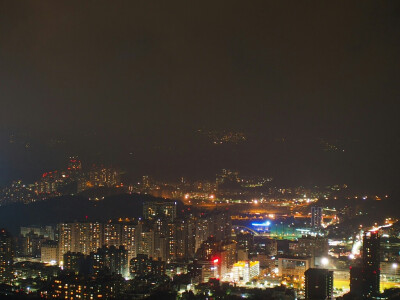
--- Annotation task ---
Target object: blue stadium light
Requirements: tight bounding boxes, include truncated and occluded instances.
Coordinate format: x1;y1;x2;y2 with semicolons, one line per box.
251;221;271;227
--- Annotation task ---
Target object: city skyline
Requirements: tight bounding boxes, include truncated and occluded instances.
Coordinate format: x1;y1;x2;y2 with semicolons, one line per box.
1;1;400;299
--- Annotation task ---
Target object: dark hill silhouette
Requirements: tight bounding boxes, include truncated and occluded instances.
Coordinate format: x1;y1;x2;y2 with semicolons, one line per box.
77;186;128;199
0;193;182;235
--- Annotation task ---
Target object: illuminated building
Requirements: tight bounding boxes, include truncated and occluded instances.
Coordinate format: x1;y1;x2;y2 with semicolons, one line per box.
166;222;176;261
74;222;101;255
311;207;323;229
278;257;312;282
0;180;37;205
175;218;196;261
0;229;13;283
36;178;59;195
41;241;59;264
89;222;104;253
143;201;177;221
18;231;47;257
291;235;328;258
232;261;260;283
195;217;212;251
90;246;128;277
58;223;73;260
362;231;380;297
195;236;220;261
103;223;122;247
21;225;55;240
220;241;237;277
201;261;218;282
47;274;124;299
88;166;119;188
120;223;136;266
151;218;169;261
136;230;155;257
249;261;260;278
63;252;85;274
76;166;120;192
129;254;165;277
304;268;333;300
58;222;104;259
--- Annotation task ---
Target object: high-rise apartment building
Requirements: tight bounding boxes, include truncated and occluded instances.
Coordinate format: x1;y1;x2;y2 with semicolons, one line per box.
91;246;128;277
0;229;13;283
220;241;237;277
311;207;323;229
362;231;380;297
305;268;333;300
58;222;104;260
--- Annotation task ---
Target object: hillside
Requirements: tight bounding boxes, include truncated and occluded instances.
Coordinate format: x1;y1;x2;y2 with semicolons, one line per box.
0;193;182;235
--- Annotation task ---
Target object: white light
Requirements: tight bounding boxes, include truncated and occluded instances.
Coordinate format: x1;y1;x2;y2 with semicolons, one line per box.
393;263;398;269
321;257;329;266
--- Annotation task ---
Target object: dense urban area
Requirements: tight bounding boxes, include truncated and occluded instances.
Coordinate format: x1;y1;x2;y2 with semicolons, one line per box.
1;1;399;299
0;157;399;299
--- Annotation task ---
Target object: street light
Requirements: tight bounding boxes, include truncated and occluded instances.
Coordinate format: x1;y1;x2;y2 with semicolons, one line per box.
321;257;329;266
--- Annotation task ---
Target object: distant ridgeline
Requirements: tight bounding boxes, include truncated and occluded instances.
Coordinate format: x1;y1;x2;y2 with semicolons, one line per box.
0;193;182;234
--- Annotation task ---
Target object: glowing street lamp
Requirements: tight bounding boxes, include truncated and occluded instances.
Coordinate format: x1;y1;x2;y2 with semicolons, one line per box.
321;257;329;266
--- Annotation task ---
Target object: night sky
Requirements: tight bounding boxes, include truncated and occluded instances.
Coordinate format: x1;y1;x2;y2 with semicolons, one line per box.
0;1;399;191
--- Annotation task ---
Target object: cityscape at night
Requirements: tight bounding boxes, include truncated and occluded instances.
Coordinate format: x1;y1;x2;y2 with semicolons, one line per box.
1;1;400;299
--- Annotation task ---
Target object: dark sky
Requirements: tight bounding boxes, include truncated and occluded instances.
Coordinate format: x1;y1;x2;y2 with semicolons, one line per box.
0;1;399;190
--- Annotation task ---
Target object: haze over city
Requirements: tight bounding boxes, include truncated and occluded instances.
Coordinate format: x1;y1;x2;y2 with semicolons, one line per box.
1;1;399;191
0;1;400;300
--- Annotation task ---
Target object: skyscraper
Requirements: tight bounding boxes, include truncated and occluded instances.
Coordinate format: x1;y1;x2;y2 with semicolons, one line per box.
304;268;333;300
0;229;13;283
349;265;363;297
311;207;323;229
58;222;104;260
121;223;136;265
362;231;380;297
90;246;128;277
220;240;237;277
